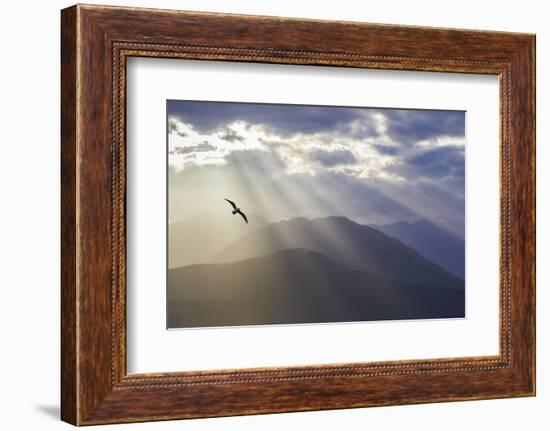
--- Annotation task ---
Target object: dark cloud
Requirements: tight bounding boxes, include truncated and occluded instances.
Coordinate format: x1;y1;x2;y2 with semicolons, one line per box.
168;101;464;147
168;100;370;137
220;128;244;143
168;120;187;138
170;142;216;154
392;146;465;180
383;110;465;141
373;144;401;156
408;146;465;178
310;149;358;167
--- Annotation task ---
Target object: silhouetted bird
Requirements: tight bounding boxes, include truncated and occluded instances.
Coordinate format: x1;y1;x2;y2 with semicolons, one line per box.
224;198;248;223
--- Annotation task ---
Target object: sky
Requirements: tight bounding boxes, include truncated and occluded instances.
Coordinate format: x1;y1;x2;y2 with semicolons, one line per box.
167;100;465;238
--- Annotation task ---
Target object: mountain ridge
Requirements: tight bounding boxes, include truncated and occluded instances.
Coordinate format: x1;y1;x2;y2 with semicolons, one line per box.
168;247;465;328
370;218;465;278
215;216;463;288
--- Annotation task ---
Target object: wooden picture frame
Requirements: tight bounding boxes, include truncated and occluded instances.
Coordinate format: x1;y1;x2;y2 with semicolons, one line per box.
61;4;535;426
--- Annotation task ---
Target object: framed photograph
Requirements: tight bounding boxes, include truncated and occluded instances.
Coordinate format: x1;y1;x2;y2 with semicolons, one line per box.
61;4;535;425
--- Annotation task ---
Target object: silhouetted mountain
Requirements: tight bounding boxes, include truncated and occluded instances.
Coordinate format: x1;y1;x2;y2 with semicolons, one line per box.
215;216;462;288
168;248;465;328
370;219;464;278
168;212;266;268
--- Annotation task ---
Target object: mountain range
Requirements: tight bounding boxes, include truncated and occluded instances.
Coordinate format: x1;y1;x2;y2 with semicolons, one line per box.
167;215;465;328
216;216;462;288
370;219;465;278
168;247;464;328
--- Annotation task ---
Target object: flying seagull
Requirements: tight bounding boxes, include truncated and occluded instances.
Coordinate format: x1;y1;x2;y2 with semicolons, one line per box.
224;198;248;223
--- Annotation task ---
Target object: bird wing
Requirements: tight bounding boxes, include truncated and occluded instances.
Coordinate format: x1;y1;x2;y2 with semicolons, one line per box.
237;210;248;224
224;198;238;210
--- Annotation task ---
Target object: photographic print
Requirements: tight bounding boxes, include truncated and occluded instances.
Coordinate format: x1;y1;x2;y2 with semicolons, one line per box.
167;100;466;329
